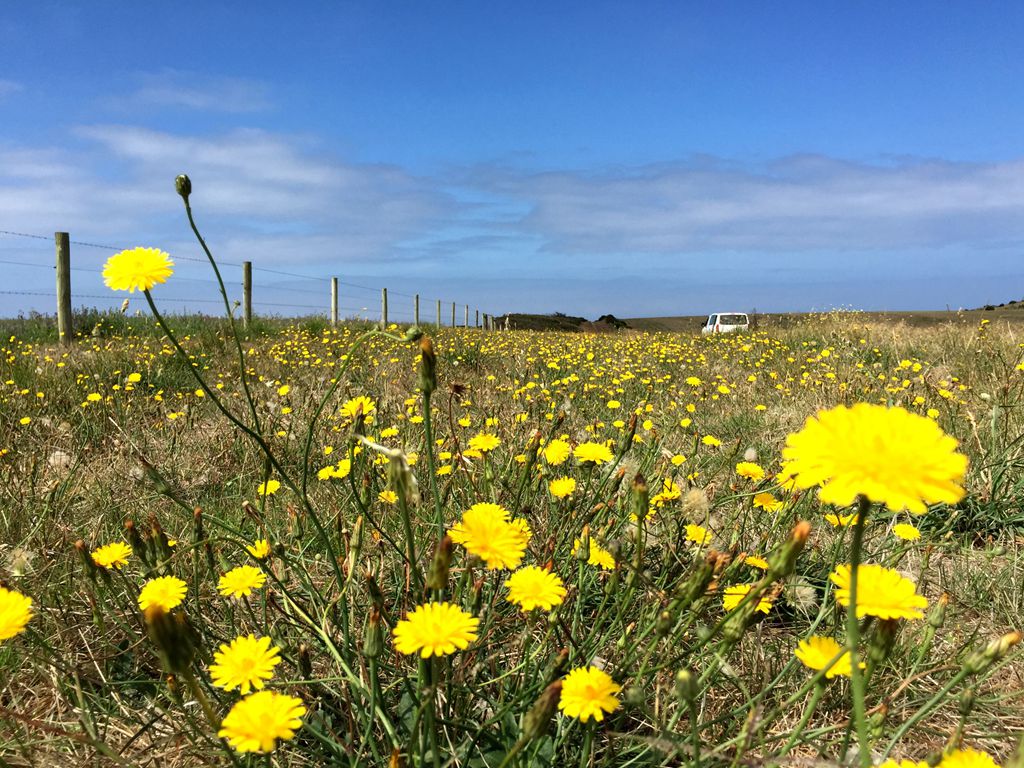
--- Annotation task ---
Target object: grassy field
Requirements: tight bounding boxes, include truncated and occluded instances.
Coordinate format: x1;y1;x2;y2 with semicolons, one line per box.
2;307;1023;766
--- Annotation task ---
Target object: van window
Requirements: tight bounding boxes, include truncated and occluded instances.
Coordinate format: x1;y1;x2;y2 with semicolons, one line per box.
708;315;717;325
720;314;747;325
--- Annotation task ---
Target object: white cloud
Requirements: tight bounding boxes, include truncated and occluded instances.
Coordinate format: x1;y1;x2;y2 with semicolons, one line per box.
117;70;272;113
471;154;1024;253
0;79;23;99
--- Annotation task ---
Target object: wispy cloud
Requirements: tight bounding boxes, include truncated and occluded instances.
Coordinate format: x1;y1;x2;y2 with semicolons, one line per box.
469;154;1024;254
116;70;273;113
0;79;23;100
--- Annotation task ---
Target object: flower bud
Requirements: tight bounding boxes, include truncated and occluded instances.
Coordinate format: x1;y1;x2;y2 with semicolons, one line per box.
576;526;591;563
298;643;313;678
364;606;384;659
624;685;645;708
144;604;198;674
656;609;674;638
175;174;191;202
766;520;811;580
674;668;698;704
419;337;437;396
426;536;453;592
75;539;99;582
521;681;562;741
965;631;1022;674
928;593;949;629
543;648;570;686
346;515;365;576
125;520;151;568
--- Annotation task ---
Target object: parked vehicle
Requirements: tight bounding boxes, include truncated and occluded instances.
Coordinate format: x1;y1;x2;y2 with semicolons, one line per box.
701;312;749;335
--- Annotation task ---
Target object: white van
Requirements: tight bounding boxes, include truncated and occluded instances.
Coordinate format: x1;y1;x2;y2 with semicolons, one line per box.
701;312;749;335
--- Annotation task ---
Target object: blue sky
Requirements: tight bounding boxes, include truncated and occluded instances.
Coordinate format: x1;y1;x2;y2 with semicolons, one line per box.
2;2;1024;319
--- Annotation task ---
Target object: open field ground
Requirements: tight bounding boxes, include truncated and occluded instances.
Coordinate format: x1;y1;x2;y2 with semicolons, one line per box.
2;310;1023;766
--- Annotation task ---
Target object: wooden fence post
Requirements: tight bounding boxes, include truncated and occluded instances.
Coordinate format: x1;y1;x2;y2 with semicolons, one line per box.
414;294;420;325
242;261;252;328
451;301;456;327
464;305;469;328
55;232;72;344
475;309;480;328
381;287;388;328
436;299;441;327
330;277;339;327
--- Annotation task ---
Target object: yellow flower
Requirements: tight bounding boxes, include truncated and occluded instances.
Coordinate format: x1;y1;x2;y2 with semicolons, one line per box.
794;636;863;679
824;512;860;527
218;565;267;599
670;454;687;466
209;634;282;693
548;476;577;499
246;539;271;559
340;396;376;420
91;541;132;570
138;576;187;611
558;666;621;722
753;492;783;512
701;435;722;447
449;503;529;570
543;439;571;465
257;479;281;496
277;384;290;396
218;690;306;754
722;584;772;614
574;441;613;465
830;564;927;620
782;403;968;513
393;602;480;657
468;432;501;452
0;586;33;642
607;399;621;409
102;247;174;292
505;566;567;612
685;524;711;546
742;554;769;570
735;462;766;481
893;523;921;541
937;748;1000;768
572;538;616;570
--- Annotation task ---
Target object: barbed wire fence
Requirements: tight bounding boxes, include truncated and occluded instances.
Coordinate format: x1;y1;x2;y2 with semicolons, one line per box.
1;230;499;343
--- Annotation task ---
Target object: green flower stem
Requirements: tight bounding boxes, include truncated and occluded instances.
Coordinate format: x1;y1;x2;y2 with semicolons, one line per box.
421;389;445;536
846;496;871;767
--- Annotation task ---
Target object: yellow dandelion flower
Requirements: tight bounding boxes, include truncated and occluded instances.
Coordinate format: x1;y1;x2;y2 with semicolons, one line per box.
138;576;187;611
257;479;281;496
558;666;621;722
543;439;571;465
505;566;567;612
218;565;267;599
735;461;766;481
246;539;271;559
830;564;927;620
340;396;376;420
91;541;132;570
893;523;921;541
937;748;1000;768
572;538;616;570
468;432;501;452
685;524;711;546
393;602;479;657
209;634;282;694
0;586;33;642
753;492;783;512
574;441;613;465
742;554;770;570
449;503;529;570
824;512;860;527
102;247;174;293
782;403;967;514
723;584;772;614
702;435;722;447
548;476;577;499
794;636;863;679
218;690;306;754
